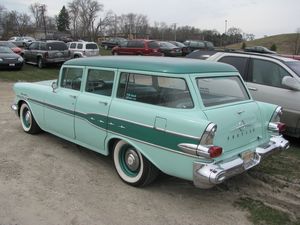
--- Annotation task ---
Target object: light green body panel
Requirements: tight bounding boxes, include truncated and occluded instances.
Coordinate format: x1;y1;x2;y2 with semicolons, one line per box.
12;56;278;182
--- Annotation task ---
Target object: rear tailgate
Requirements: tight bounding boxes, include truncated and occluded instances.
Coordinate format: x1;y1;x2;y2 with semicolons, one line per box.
203;101;263;152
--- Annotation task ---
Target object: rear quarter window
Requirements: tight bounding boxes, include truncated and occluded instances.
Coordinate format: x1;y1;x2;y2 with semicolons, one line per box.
197;76;250;107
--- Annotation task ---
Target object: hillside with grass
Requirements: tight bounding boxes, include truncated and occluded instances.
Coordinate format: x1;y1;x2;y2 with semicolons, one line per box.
226;33;300;54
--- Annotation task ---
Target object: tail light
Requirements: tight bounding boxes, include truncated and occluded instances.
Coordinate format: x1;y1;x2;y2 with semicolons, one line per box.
178;123;223;159
268;107;285;133
208;146;223;158
44;52;48;58
199;123;223;158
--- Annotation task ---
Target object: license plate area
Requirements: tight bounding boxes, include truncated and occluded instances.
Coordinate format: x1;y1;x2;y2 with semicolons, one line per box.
240;150;255;169
9;63;15;66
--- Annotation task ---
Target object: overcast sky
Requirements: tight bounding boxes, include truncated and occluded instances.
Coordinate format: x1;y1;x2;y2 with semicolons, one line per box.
1;0;300;38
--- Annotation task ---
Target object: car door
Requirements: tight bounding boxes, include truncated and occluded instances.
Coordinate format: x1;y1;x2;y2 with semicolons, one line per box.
246;57;300;133
25;42;39;63
44;66;84;140
74;67;116;153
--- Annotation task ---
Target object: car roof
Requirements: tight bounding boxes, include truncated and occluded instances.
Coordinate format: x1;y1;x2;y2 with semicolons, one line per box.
64;56;237;74
213;51;298;63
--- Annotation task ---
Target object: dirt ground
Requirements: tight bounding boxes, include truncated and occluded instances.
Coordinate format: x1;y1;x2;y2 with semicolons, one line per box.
0;81;298;225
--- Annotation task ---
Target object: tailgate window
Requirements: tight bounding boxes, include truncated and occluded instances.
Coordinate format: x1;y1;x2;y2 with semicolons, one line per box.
86;43;98;49
196;76;250;107
46;42;67;50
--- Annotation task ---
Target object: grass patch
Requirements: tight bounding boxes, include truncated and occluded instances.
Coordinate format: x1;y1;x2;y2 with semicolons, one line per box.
251;141;300;181
235;197;297;225
100;48;112;56
0;64;59;82
226;33;299;54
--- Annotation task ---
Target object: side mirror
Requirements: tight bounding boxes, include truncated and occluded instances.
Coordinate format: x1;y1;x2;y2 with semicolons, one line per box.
282;76;300;91
51;81;58;92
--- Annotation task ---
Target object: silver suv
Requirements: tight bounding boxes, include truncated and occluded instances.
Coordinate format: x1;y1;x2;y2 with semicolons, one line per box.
67;41;99;58
208;52;300;137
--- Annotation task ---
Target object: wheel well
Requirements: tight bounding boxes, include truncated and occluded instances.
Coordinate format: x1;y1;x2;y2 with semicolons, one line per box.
107;138;121;156
17;100;26;116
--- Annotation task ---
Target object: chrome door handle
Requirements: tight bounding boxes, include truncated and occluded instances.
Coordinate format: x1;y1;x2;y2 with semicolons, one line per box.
248;87;257;91
99;101;108;106
69;95;77;99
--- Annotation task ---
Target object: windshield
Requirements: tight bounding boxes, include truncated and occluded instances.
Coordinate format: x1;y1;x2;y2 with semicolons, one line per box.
0;46;13;53
0;42;16;48
196;76;250;107
285;61;300;76
159;42;176;48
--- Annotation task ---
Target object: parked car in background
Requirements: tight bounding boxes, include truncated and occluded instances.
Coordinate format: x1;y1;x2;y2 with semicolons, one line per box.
11;56;289;188
112;39;162;56
208;51;300;137
0;46;23;70
281;54;300;61
67;41;99;58
8;36;35;47
186;49;218;60
158;41;182;57
100;37;127;49
22;40;70;68
183;40;215;52
0;41;22;55
169;41;190;56
244;46;276;54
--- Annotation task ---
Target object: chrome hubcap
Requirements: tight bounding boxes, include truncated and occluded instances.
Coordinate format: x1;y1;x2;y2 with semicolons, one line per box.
125;149;140;171
23;110;31;128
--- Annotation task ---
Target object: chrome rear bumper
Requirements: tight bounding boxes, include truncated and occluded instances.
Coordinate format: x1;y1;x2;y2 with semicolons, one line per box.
193;135;289;189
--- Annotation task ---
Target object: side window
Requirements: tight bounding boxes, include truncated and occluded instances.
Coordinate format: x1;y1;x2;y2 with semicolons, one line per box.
70;43;76;49
117;73;193;108
127;41;135;48
28;42;39;50
250;59;290;88
40;43;46;50
219;56;248;79
77;43;83;49
148;41;159;49
60;67;83;91
85;69;115;96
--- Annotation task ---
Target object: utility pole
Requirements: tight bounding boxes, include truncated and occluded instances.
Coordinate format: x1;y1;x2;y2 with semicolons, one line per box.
173;23;177;41
40;4;47;39
225;20;228;34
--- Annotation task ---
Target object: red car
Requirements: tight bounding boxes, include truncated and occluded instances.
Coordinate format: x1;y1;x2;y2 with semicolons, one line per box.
0;41;22;55
112;39;162;56
281;54;300;61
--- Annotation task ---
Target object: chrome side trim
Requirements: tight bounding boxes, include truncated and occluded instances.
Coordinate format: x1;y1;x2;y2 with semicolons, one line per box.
178;143;210;158
108;130;212;161
110;115;200;140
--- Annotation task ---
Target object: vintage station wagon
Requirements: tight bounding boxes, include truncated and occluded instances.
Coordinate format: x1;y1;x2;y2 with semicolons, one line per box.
11;56;289;189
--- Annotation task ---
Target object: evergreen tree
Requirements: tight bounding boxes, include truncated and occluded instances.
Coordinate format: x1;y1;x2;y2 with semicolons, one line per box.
241;42;246;49
57;6;70;32
270;43;277;51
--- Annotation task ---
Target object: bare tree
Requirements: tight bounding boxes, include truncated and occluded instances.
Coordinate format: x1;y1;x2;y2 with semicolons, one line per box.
29;3;43;28
94;10;117;38
118;13;149;39
68;0;103;40
68;0;80;39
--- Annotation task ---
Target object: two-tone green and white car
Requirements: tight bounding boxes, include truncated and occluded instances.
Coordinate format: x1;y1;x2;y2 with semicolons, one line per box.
11;56;289;189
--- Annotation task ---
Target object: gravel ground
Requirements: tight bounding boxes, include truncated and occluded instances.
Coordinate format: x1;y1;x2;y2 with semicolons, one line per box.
0;81;256;225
